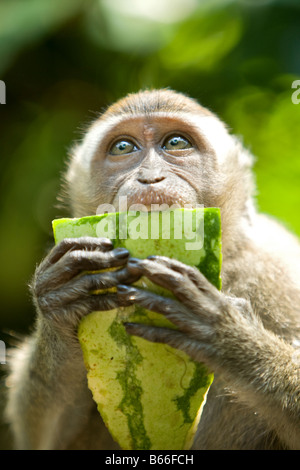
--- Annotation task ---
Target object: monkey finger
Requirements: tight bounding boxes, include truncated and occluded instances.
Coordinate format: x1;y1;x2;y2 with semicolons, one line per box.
127;258;185;289
147;255;214;292
38;267;140;312
87;292;133;311
125;322;186;344
39;247;130;290
72;267;141;293
50;293;134;328
117;285;199;333
127;258;206;307
47;237;114;265
64;247;130;271
124;322;212;365
55;290;134;318
109;266;142;285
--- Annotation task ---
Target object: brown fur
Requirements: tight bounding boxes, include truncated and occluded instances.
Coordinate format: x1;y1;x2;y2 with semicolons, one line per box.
5;89;300;450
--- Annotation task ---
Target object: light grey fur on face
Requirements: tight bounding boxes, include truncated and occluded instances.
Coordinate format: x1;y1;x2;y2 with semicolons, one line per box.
5;89;300;450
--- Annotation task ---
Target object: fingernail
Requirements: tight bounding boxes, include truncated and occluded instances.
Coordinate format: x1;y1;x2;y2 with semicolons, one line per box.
128;258;140;266
101;238;113;247
114;248;129;259
117;285;135;293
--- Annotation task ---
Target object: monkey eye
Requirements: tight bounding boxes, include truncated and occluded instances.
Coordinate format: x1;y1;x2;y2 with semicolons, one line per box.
162;135;192;151
109;139;138;156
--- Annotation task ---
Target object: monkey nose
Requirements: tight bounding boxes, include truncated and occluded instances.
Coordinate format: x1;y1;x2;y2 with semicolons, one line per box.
137;175;166;185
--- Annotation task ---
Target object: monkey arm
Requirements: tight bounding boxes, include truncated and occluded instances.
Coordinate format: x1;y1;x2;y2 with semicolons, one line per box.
6;324;95;449
6;237;136;449
119;256;300;450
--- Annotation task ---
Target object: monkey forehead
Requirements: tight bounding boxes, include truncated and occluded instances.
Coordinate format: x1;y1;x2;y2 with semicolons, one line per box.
103;88;213;117
73;112;233;169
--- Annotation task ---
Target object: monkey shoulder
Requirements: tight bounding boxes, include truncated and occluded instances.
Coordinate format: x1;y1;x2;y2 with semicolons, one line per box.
221;213;300;328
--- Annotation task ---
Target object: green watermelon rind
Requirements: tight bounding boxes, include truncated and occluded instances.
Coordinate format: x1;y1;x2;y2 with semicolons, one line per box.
52;208;221;450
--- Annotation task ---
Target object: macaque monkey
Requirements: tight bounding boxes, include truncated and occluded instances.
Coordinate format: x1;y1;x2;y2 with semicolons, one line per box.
5;89;300;450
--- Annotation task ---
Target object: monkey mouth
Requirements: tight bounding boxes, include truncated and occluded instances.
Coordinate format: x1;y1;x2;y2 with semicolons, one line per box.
113;189;191;212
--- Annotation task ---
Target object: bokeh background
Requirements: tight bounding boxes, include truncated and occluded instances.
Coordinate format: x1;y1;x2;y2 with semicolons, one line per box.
0;0;300;449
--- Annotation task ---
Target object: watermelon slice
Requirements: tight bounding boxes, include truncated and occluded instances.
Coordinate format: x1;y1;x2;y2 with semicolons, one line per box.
52;208;222;450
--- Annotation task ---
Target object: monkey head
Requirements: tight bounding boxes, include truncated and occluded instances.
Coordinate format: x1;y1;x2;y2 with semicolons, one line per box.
64;89;255;253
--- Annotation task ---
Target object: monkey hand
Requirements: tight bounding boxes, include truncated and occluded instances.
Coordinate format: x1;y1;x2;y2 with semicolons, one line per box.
31;237;139;332
117;256;273;378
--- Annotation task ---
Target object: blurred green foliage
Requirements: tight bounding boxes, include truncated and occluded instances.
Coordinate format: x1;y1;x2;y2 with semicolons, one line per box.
0;0;300;338
0;0;300;450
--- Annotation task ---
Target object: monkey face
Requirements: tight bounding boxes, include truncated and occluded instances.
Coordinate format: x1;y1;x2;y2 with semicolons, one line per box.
92;115;218;213
66;89;253;222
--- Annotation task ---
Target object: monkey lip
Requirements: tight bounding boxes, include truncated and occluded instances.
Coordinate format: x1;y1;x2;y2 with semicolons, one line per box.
116;190;190;212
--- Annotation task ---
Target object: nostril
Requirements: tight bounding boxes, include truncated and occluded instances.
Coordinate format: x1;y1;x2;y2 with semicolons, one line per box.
138;175;166;184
